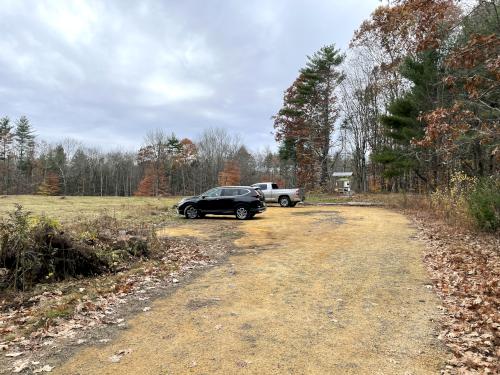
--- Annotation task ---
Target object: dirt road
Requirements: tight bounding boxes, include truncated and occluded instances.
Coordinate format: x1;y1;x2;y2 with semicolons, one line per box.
55;206;446;374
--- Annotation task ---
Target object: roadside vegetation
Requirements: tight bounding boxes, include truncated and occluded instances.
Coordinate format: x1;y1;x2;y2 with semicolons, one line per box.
1;205;156;291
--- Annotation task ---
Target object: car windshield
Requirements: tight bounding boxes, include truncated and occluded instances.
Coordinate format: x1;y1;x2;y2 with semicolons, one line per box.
201;188;221;197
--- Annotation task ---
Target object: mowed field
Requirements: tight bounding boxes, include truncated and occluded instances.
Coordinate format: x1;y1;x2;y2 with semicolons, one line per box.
0;195;182;224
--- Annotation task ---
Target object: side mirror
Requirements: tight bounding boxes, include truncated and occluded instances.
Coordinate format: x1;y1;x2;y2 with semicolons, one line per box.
201;195;206;199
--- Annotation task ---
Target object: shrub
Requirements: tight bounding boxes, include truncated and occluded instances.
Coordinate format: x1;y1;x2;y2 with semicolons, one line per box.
430;171;478;225
0;205;108;290
0;206;159;290
467;177;500;232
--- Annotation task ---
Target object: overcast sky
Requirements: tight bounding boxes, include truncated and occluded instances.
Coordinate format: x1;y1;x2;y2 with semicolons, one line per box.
0;0;380;151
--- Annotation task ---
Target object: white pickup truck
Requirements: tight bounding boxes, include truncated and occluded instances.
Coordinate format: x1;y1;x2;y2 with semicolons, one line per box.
251;182;305;207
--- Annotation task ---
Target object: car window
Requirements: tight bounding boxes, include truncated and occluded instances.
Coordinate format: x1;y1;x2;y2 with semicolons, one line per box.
259;184;267;190
238;188;250;195
222;188;238;196
203;188;221;197
272;183;279;189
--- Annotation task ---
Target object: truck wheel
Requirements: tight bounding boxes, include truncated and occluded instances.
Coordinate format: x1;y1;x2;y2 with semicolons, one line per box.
235;206;250;220
184;205;199;219
279;196;291;207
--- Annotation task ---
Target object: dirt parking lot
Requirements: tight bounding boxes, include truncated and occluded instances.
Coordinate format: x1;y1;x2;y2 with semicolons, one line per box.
55;206;446;374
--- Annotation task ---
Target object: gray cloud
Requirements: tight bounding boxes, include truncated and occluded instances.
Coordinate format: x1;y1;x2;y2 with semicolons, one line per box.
0;0;379;151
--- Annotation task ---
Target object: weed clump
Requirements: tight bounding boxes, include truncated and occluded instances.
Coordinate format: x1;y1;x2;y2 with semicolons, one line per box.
0;205;108;290
466;177;500;232
0;206;156;290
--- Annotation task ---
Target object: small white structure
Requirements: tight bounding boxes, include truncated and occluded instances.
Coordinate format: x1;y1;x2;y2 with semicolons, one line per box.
332;172;353;193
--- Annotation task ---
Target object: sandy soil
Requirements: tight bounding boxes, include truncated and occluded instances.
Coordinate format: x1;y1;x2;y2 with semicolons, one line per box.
54;206;447;374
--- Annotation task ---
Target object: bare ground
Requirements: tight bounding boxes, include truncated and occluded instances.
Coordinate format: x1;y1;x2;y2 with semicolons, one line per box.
48;206;448;374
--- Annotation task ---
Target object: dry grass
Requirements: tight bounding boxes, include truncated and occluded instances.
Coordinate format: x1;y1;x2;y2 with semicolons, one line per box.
0;195;182;225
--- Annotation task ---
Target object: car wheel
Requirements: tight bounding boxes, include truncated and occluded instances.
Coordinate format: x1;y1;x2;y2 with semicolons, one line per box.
279;196;291;207
235;206;250;220
184;205;199;219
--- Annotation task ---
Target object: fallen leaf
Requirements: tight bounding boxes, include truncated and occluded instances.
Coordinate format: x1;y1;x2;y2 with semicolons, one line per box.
109;348;132;363
33;365;54;373
6;352;23;357
12;360;29;373
109;355;122;363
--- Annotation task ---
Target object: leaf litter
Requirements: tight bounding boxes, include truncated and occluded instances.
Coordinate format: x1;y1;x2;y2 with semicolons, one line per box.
413;213;499;374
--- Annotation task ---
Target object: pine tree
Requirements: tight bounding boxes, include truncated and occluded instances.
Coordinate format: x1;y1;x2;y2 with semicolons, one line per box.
15;116;35;172
372;51;443;187
0;117;13;162
274;44;345;189
0;117;14;193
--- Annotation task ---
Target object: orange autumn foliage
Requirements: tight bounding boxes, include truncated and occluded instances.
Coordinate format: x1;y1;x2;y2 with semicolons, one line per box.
218;161;241;186
37;172;60;196
134;167;168;196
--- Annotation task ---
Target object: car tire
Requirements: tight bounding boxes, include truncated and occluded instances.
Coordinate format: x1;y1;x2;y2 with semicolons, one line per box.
184;205;199;219
279;196;291;207
235;206;251;220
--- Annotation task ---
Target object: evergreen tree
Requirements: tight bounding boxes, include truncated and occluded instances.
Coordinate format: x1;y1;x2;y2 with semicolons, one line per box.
0;117;13;162
15;116;35;172
0;117;14;193
274;44;344;189
372;51;443;186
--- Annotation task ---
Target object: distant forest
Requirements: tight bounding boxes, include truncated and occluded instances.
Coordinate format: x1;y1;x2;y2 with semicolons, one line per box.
0;122;297;196
0;0;498;196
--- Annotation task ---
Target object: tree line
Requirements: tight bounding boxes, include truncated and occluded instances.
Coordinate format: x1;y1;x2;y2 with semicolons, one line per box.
1;0;498;196
275;0;498;192
0;119;296;196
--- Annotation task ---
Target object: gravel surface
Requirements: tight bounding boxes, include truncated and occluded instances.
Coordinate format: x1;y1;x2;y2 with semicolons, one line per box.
53;206;447;374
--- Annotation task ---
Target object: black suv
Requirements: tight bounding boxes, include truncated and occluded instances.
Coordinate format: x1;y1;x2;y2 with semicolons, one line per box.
176;186;266;220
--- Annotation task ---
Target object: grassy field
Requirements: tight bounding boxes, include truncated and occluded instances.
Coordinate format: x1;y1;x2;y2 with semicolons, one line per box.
0;193;430;226
0;195;183;224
